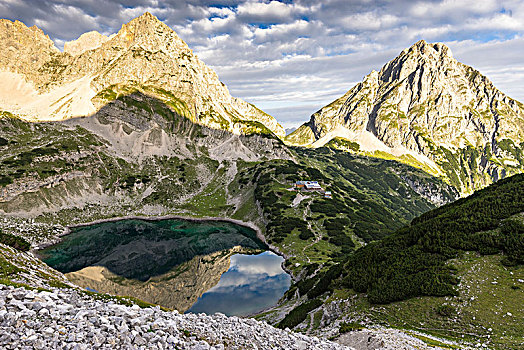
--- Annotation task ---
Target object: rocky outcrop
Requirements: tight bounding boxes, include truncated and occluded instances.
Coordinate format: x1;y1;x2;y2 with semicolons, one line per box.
0;285;351;349
288;40;524;194
0;19;59;77
63;31;109;56
0;13;285;137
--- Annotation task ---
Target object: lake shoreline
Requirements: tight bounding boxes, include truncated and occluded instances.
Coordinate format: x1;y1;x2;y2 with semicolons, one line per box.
37;216;292;316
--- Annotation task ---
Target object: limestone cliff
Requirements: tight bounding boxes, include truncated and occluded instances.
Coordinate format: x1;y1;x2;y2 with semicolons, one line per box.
0;13;285;137
288;40;524;194
63;31;109;56
0;19;59;76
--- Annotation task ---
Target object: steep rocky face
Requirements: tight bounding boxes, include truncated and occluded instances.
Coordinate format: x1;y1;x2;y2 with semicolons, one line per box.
0;13;285;137
0;19;59;77
288;40;524;194
63;31;109;56
0;103;291;217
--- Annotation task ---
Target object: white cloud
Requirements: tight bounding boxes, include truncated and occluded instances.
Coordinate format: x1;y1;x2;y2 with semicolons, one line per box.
409;0;499;18
237;0;308;23
229;252;284;277
208;6;235;18
337;12;399;31
463;13;524;32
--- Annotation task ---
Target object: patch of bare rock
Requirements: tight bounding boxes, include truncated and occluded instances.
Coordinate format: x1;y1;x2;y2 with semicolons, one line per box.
0;285;352;349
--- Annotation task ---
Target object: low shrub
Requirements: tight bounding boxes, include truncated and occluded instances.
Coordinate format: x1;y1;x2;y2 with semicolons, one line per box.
339;321;363;333
277;299;322;329
0;230;31;251
436;304;455;317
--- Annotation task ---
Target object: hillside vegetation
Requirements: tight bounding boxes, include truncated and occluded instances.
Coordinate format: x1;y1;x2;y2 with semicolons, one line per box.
339;173;524;304
233;146;456;278
278;174;523;349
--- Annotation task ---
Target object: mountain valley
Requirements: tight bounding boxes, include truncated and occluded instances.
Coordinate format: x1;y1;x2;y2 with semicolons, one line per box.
0;12;523;350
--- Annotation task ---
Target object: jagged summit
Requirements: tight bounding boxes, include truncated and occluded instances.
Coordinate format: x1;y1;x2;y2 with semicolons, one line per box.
129;11;164;26
287;40;524;194
404;39;453;58
110;12;188;52
0;13;285;137
64;31;109;56
378;40;454;84
0;19;59;75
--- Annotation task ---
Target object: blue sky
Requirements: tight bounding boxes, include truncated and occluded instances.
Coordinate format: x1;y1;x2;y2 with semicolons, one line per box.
2;0;524;128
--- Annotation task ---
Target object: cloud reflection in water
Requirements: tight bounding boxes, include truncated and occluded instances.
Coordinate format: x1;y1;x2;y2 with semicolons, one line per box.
187;251;291;316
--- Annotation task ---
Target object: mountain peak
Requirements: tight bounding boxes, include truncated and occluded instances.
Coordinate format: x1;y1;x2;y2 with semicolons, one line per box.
0;18;58;75
0;13;285;138
112;12;186;51
402;39;453;60
64;31;109;56
124;12;169;31
137;11;159;21
378;40;455;84
287;40;524;194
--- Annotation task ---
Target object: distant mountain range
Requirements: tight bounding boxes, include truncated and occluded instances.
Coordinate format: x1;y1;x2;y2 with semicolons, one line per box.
1;14;523;194
287;40;524;194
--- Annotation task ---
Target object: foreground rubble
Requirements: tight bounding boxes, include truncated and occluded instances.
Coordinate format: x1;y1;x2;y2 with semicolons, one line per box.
0;285;351;349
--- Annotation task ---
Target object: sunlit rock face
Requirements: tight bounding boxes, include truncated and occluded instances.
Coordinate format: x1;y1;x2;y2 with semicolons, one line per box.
0;13;285;137
38;219;289;312
64;31;109;56
288;40;524;194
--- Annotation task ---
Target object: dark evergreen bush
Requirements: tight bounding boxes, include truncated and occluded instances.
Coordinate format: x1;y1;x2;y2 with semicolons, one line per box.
277;299;322;329
339;173;524;304
0;230;31;251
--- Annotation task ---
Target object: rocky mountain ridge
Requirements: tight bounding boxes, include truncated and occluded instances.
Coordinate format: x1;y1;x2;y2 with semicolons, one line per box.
0;13;285;137
288;40;524;194
63;31;110;56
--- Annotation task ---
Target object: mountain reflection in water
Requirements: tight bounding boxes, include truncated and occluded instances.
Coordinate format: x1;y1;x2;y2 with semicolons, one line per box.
187;251;291;316
39;219;290;314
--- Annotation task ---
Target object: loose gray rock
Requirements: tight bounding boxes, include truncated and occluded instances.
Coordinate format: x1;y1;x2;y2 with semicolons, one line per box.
0;286;351;350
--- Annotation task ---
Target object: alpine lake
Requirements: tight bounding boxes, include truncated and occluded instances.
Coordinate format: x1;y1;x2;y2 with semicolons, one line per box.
38;219;291;316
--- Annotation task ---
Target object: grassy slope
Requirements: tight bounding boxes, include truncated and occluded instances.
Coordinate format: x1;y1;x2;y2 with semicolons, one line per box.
325;134;524;196
293;175;524;349
327;250;523;349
